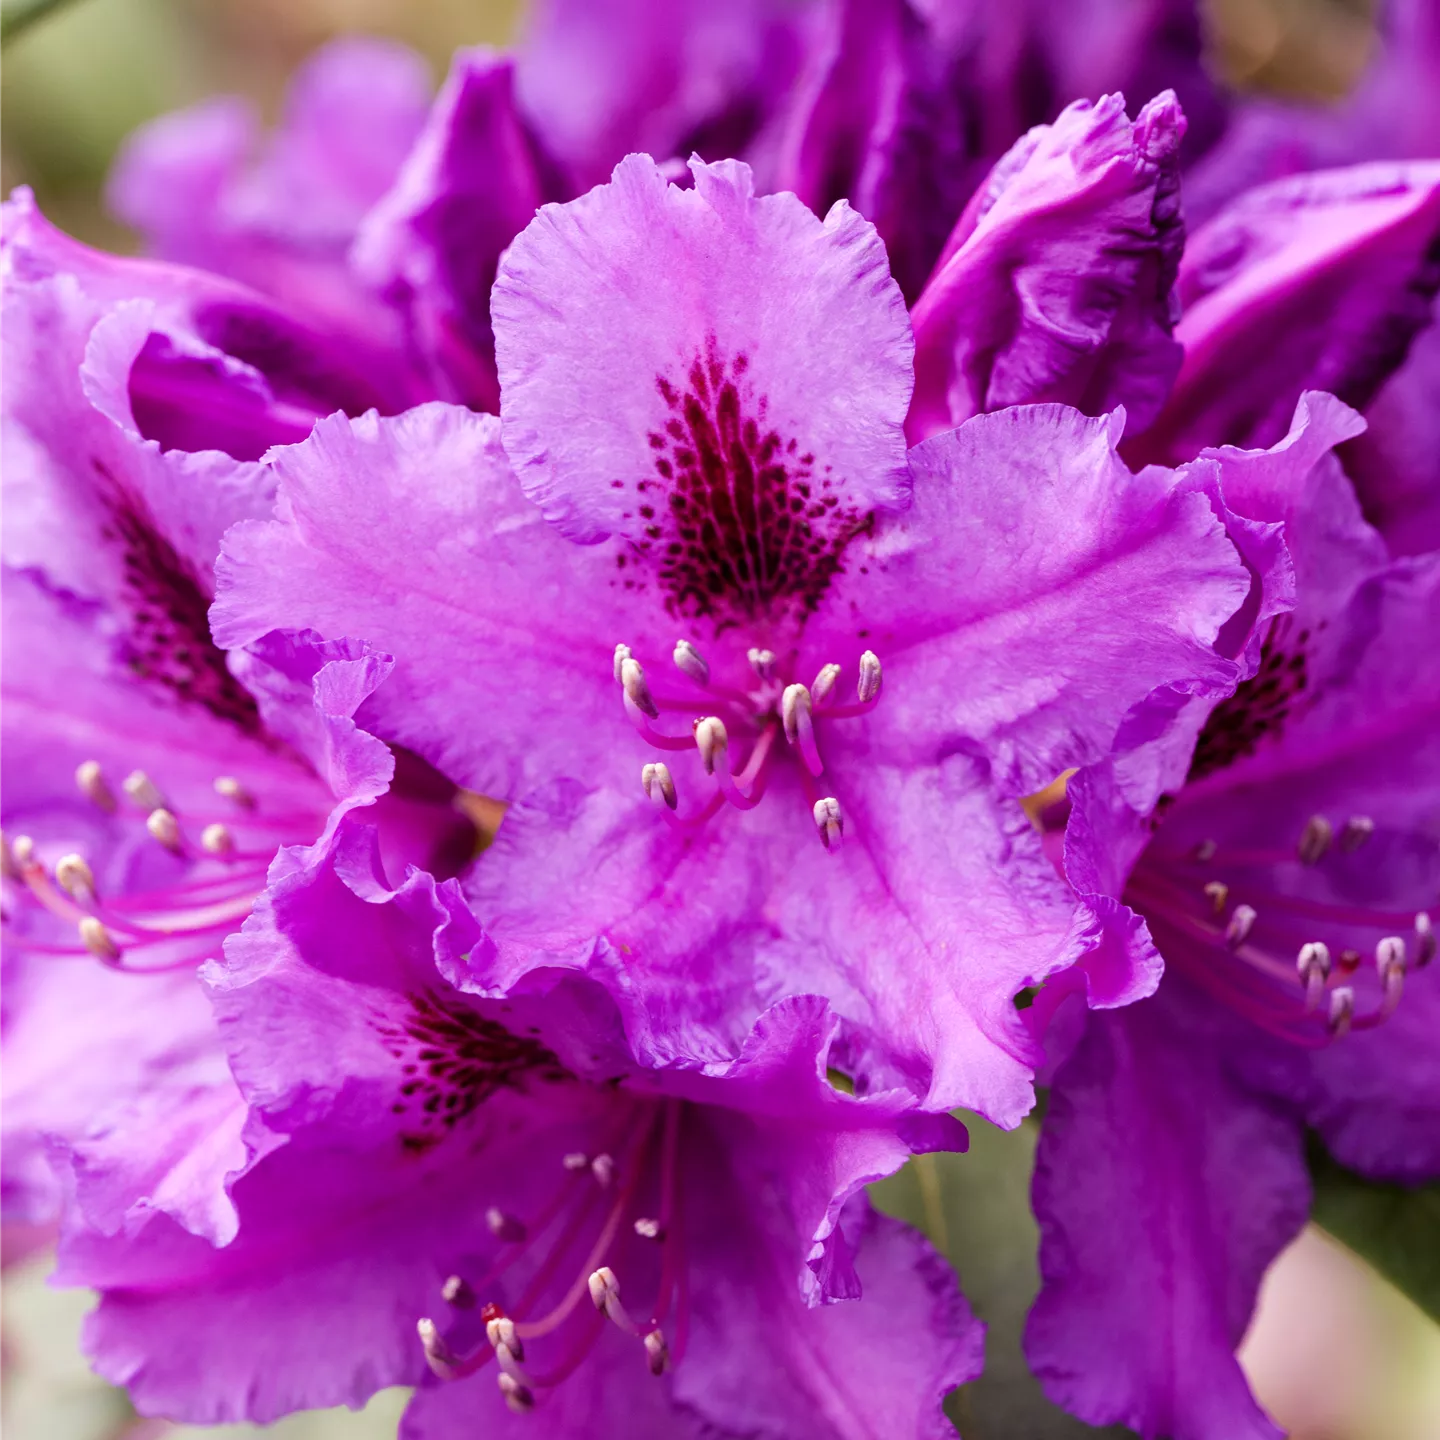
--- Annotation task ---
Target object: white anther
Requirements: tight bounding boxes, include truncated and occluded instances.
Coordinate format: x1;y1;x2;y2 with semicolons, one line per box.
1377;936;1407;982
1328;986;1355;1038
1225;904;1257;949
1193;839;1218;863
642;762;678;811
856;650;882;703
123;770;165;811
486;1315;525;1362
811;662;842;706
673;639;710;686
1297;814;1334;865
694;716;729;774
200;823;234;856
1416;912;1436;968
633;1217;665;1241
213;776;254;809
146;808;182;853
590;1153;616;1188
747;647;777;680
10;834;36;870
613;643;634;684
1340;815;1375;852
643;1328;670;1376
79;916;120;962
485;1206;527;1243
588;1265;621;1313
1202;881;1229;915
55;854;96;902
497;1371;535;1413
562;1151;589;1171
781;683;813;744
417;1317;455;1378
75;760;116;812
1297;942;1331;1012
441;1275;475;1309
813;796;844;852
620;656;660;719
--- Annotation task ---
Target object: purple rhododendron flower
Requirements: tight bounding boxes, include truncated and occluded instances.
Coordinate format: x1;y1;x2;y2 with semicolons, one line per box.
207;152;1342;1127
1022;421;1440;1438
60;819;981;1435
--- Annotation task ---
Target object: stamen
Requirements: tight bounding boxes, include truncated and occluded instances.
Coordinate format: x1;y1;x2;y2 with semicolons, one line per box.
486;1315;526;1363
781;684;824;777
55;854;96;904
813;797;845;852
1375;936;1407;1018
78;916;120;962
694;717;728;776
643;1328;670;1377
590;1154;616;1189
10;834;37;870
75;760;117;812
213;776;254;809
812;662;841;706
746;648;777;681
123;771;166;811
497;1372;535;1413
673;639;710;686
1203;881;1229;914
442;1275;476;1309
1328;986;1355;1038
856;650;882;704
1417;912;1436;968
1225;904;1257;949
1296;942;1331;1013
146;808;183;854
1193;839;1218;863
641;762;678;811
620;657;660;720
486;1207;527;1243
633;1217;665;1241
613;643;633;683
1340;816;1375;852
588;1266;639;1335
562;1151;590;1171
1297;814;1334;865
200;823;234;856
418;1317;490;1382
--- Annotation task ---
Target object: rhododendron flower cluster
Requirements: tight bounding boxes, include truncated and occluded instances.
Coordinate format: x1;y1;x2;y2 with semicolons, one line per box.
3;2;1437;1439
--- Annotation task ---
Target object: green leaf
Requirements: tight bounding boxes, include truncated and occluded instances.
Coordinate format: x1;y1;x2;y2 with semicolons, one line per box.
870;1113;1135;1439
1;0;87;47
1308;1134;1440;1325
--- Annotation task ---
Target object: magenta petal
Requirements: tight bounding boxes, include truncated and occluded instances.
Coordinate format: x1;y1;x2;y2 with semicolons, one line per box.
909;91;1186;441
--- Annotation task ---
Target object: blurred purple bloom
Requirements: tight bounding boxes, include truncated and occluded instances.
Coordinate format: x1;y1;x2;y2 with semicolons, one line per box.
61;820;980;1434
1025;419;1440;1439
212;154;1283;1123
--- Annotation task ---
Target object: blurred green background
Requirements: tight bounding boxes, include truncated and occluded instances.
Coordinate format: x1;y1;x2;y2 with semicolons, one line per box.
3;1;1437;1437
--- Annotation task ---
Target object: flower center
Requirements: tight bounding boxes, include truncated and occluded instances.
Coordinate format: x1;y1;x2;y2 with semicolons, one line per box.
612;639;885;851
1129;811;1435;1046
416;1097;687;1412
1;761;300;975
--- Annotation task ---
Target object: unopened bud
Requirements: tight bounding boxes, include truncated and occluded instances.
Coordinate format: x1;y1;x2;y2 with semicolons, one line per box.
673;639;710;686
856;650;882;703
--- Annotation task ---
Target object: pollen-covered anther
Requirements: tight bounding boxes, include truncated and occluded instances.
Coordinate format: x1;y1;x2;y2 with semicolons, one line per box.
814;797;845;852
213;776;254;809
613;643;634;684
1416;912;1436;968
1202;881;1229;914
441;1275;476;1309
1340;815;1375;852
55;854;96;903
485;1206;527;1243
1296;942;1331;1012
79;916;120;962
588;1266;639;1334
497;1372;535;1414
146;808;183;853
694;716;729;775
620;656;660;720
812;662;841;706
781;683;812;743
1376;938;1407;1015
123;770;166;811
562;1151;589;1172
643;1328;670;1377
1297;814;1334;865
1328;986;1355;1038
633;1216;665;1241
590;1153;616;1188
673;639;710;686
486;1315;526;1363
200;823;234;856
641;762;678;811
75;760;117;812
856;650;882;704
747;647;777;681
1225;904;1257;949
